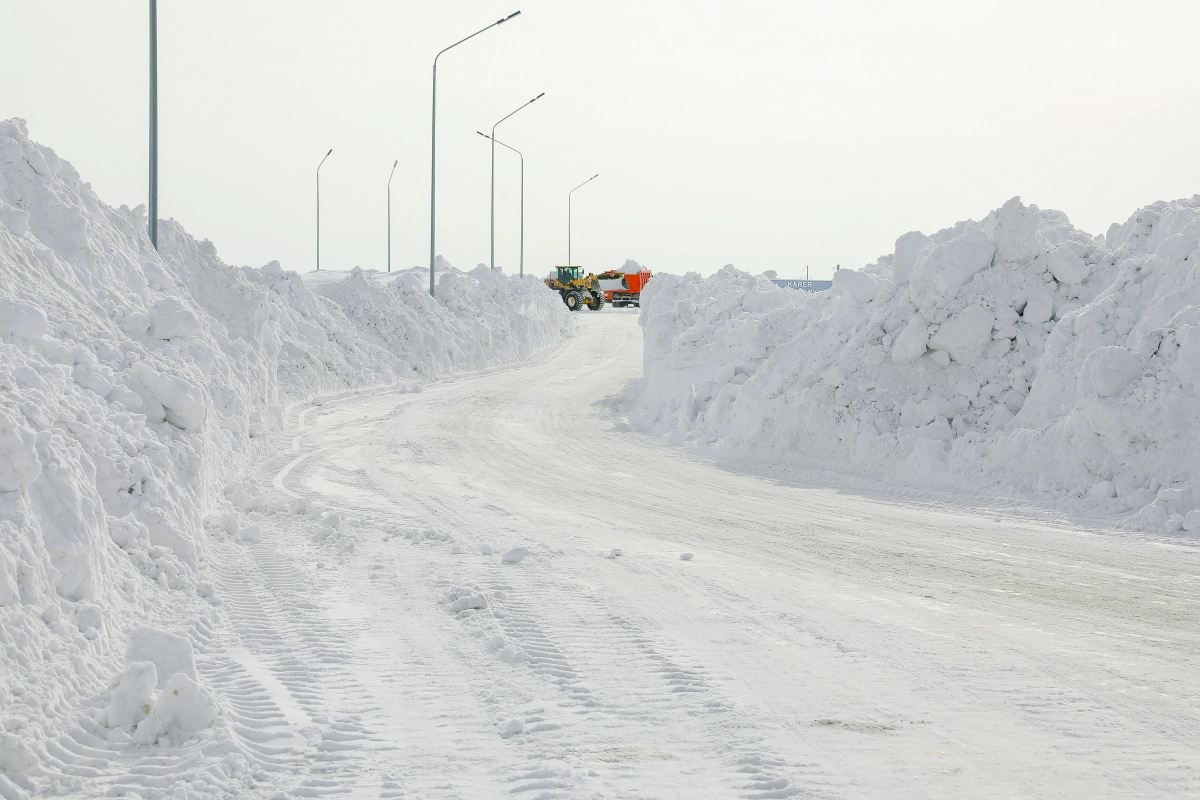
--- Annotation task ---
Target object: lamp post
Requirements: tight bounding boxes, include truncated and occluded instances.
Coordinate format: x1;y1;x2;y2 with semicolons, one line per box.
478;132;525;276
316;149;332;270
430;11;521;298
568;174;598;266
387;159;397;272
148;0;158;250
490;92;543;272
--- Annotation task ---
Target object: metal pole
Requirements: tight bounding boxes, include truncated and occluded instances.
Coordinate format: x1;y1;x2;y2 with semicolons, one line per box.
430;60;437;294
568;174;598;266
490;129;494;270
388;159;397;272
431;11;521;298
519;150;524;276
148;0;158;250
490;93;543;271
317;149;331;270
479;132;525;276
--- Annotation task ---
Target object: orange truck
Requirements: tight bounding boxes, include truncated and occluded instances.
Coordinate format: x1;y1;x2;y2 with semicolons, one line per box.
596;268;653;307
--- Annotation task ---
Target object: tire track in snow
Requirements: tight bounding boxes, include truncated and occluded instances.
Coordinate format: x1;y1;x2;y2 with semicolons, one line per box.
361;314;1200;796
206;533;392;797
31;629;302;800
307;403;834;798
243;313;1200;797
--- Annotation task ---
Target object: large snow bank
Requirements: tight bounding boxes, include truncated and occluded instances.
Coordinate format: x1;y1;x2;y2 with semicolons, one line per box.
629;195;1200;532
0;118;568;796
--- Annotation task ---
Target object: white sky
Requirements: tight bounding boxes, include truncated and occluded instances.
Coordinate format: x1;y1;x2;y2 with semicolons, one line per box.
6;1;1200;280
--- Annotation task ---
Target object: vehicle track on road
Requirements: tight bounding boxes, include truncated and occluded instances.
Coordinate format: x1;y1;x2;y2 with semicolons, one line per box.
236;312;1200;798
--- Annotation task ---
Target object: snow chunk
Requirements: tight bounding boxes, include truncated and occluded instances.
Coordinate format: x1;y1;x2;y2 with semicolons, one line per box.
1155;232;1198;261
131;363;206;429
891;317;929;364
892;231;932;285
0;410;41;492
501;546;530;563
0;203;30;236
928;306;995;365
126;626;197;689
443;586;488;613
1175;326;1200;394
75;603;102;633
831;269;879;303
133;673;219;744
149;297;202;339
101;661;157;729
1046;245;1089;284
993;197;1040;263
1022;293;1055;325
1079;346;1142;397
0;298;49;339
910;225;995;295
152;673;218;732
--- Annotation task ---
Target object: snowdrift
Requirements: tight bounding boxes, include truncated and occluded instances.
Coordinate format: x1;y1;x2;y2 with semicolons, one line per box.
629;196;1200;532
0;118;568;795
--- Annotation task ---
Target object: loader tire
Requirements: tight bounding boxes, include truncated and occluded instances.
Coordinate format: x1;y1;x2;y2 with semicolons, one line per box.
586;295;604;310
564;291;583;311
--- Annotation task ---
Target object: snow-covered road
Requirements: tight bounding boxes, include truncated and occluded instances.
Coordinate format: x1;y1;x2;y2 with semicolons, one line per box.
222;312;1200;799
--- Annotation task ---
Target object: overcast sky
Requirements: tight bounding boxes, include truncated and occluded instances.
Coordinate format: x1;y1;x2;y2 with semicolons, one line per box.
6;1;1200;279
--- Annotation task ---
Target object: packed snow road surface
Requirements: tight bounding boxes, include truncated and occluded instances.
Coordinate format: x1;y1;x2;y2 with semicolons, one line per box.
238;312;1198;799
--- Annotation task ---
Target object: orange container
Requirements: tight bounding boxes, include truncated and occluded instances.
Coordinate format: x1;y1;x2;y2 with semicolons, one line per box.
601;270;652;305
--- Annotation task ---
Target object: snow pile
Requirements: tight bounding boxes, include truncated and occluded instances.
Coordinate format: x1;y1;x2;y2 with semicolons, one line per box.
629;195;1200;530
0;118;568;794
304;262;569;378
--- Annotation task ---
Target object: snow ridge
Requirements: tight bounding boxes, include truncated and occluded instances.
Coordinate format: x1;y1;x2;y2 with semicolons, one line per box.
629;195;1200;531
0;118;569;797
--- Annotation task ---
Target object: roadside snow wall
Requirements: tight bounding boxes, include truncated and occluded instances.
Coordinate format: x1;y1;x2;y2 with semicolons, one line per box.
629;195;1200;532
0;118;569;793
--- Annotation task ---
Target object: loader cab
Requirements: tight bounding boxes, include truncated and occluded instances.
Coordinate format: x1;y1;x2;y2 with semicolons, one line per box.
555;266;581;283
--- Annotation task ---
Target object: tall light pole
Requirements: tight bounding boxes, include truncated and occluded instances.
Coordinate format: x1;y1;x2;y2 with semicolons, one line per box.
387;159;398;272
490;92;543;272
316;149;332;271
430;11;521;298
148;0;158;250
568;174;599;266
478;132;525;276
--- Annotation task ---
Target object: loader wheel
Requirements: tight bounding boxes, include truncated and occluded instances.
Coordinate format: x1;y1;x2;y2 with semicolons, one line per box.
586;295;604;310
564;291;583;311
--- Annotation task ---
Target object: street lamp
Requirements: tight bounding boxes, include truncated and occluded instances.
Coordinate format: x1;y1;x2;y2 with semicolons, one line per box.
430;10;521;297
316;149;332;271
387;159;398;272
490;92;543;272
568;174;599;266
478;132;525;276
148;0;158;250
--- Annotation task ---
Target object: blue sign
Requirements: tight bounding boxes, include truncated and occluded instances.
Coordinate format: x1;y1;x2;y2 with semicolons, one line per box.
772;279;832;292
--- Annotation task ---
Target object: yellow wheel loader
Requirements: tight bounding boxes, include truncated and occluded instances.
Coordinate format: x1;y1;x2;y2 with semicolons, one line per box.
544;266;604;311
